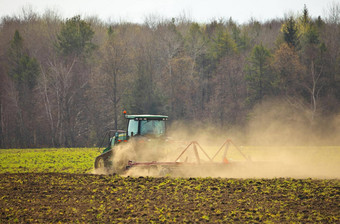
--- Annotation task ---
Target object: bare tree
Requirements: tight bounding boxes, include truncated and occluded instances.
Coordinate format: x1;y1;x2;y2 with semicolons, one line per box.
99;25;131;130
212;55;246;126
326;2;340;24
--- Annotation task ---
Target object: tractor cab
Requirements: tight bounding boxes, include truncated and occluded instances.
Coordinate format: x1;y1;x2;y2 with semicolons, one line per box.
126;115;168;137
101;114;168;154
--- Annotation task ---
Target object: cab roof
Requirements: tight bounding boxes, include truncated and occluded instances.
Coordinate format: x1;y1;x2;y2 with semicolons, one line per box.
125;115;168;119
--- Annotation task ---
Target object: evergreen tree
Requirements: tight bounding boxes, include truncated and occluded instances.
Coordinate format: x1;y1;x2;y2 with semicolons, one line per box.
8;30;39;90
209;29;237;61
7;30;40;147
281;17;299;48
56;15;95;57
229;19;248;51
245;44;273;106
52;15;96;146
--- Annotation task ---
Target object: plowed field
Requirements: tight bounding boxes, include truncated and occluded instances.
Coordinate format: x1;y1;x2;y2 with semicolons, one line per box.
1;173;339;223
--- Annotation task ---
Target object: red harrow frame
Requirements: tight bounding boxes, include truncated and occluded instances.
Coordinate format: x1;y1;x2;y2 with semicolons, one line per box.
126;139;251;175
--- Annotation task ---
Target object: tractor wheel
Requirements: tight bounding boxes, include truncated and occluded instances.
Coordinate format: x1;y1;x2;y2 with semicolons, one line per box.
94;156;108;174
95;157;105;169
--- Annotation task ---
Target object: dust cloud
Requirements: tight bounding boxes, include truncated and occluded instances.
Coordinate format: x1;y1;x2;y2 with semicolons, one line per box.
96;99;340;179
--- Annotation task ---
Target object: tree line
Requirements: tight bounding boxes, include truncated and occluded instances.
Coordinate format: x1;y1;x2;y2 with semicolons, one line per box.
0;5;340;148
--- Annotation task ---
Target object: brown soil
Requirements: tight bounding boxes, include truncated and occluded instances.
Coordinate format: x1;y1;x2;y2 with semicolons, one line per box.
0;173;339;223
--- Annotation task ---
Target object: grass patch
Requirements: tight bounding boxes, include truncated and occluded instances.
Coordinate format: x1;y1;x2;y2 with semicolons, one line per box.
0;148;99;173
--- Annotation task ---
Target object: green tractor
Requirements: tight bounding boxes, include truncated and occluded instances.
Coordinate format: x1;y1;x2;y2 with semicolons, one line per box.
94;113;255;177
94;114;168;173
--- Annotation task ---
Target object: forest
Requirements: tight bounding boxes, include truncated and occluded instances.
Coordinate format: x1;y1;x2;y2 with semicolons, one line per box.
0;4;339;148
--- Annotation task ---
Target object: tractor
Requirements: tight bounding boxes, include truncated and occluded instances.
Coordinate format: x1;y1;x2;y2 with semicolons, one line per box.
94;112;258;177
94;113;169;173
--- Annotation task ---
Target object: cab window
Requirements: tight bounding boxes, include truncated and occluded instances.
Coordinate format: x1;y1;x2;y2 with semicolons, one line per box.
140;120;165;136
128;120;139;136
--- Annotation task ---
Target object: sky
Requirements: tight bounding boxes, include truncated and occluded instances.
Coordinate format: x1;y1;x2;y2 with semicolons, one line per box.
0;0;338;24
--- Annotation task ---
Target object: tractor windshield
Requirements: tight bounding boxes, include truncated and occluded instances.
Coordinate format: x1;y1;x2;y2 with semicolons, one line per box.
140;120;165;136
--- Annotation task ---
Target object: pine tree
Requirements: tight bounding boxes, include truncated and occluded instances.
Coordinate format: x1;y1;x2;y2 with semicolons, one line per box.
281;17;299;48
56;15;95;57
7;30;40;147
245;44;273;106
